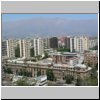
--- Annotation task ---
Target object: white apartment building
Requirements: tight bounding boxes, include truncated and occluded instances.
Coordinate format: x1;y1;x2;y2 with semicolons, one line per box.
73;36;88;53
70;37;74;52
34;38;44;57
19;39;31;58
43;38;50;49
6;39;16;58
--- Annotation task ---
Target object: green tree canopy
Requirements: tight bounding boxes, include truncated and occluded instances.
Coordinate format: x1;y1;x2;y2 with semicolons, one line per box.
75;77;82;86
46;69;55;81
18;69;32;77
16;77;29;86
57;46;70;52
65;75;74;84
4;67;13;74
42;51;49;59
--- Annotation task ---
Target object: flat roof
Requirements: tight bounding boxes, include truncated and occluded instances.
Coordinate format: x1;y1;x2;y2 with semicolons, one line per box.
52;52;77;56
53;64;68;67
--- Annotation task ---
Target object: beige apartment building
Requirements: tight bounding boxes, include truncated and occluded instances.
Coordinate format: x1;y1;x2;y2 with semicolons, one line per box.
19;39;31;58
74;36;89;53
6;39;16;58
34;38;44;57
84;50;98;67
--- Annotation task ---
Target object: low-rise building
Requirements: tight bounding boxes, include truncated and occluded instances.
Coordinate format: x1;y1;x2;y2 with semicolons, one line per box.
52;52;79;66
5;52;92;81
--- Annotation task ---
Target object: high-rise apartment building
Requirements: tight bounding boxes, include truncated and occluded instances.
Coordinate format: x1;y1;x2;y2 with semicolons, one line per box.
49;37;58;49
64;36;70;50
70;37;75;52
73;36;88;53
34;38;44;57
19;39;31;58
43;38;50;49
6;39;16;58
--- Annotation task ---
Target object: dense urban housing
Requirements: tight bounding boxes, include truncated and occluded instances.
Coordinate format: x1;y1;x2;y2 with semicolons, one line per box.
2;36;98;86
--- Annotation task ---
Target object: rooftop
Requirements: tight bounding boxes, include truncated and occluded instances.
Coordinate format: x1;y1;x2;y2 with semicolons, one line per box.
75;64;87;68
52;52;77;56
53;64;68;67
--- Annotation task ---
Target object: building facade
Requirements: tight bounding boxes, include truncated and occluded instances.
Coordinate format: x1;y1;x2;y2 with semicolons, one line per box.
6;39;16;58
19;39;31;58
34;38;44;57
84;50;98;67
52;52;79;66
4;52;92;80
64;37;70;50
43;38;50;49
73;36;89;53
70;37;75;52
50;37;58;49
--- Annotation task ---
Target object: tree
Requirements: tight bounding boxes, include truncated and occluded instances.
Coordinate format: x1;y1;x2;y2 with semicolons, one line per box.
75;77;82;86
84;68;98;86
15;44;20;57
44;52;49;58
37;55;42;60
86;77;98;86
57;46;70;52
4;67;13;74
30;47;34;57
16;77;29;86
46;69;55;81
42;52;49;59
7;68;13;74
65;75;74;84
15;77;37;86
87;61;91;67
18;70;32;77
31;59;36;62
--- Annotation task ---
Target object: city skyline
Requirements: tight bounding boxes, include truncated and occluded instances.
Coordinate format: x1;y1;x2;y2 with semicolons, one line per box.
2;36;98;86
2;14;98;39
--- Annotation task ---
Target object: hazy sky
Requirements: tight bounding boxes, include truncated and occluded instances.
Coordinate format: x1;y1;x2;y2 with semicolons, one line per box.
2;14;97;21
2;14;98;39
